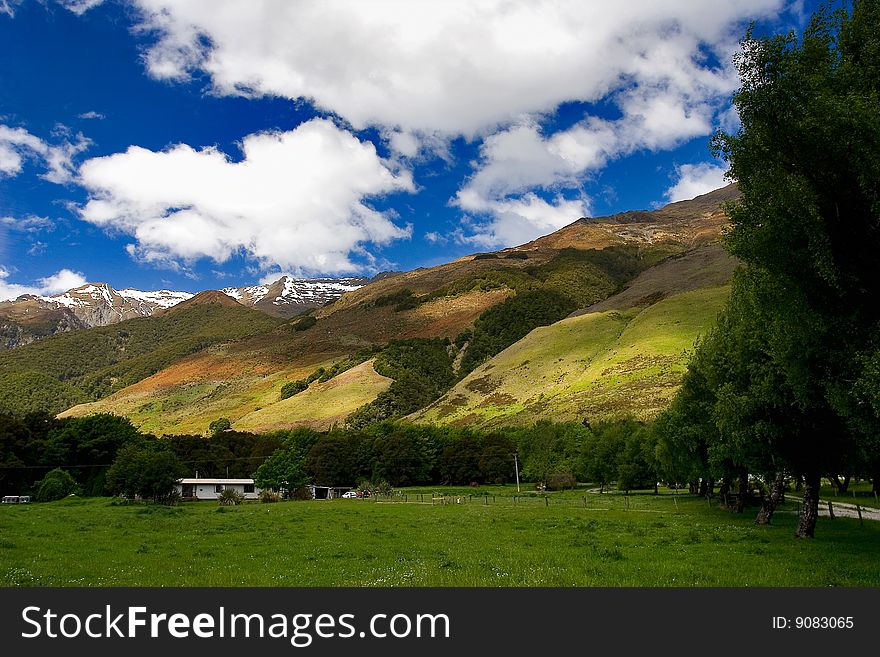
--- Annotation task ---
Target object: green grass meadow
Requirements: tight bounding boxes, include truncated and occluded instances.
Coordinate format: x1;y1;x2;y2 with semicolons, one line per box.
1;489;877;587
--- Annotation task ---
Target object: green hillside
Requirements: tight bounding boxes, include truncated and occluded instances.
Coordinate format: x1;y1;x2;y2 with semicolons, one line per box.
0;303;282;416
414;285;730;428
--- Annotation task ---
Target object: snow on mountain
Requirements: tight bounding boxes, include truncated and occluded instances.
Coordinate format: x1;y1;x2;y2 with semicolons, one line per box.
37;283;193;328
118;289;194;309
224;276;368;317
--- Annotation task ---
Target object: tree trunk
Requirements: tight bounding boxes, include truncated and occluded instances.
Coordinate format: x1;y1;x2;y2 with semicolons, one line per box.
795;473;821;538
698;478;708;497
755;471;785;525
831;474;850;494
736;472;749;513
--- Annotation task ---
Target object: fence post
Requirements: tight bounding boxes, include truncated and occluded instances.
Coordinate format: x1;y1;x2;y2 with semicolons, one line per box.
545;496;549;507
856;504;863;526
827;500;835;520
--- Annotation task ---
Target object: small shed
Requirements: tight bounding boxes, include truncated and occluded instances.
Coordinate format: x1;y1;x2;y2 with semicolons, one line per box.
176;478;260;501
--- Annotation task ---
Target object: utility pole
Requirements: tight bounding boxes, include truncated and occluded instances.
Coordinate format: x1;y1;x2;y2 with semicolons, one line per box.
514;452;521;493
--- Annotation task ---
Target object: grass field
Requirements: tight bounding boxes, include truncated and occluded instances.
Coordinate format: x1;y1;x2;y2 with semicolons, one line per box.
1;489;876;587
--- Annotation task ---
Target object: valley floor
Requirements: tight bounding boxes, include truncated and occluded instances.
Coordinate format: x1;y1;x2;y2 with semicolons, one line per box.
1;489;876;587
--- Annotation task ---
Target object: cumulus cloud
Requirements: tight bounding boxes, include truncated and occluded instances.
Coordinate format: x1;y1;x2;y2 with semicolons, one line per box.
0;124;90;184
456;193;589;249
665;162;731;202
0;267;88;302
76;118;414;274
131;0;779;138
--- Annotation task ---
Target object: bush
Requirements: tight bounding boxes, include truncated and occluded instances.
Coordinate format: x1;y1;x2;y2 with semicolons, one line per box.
546;472;577;491
279;380;308;400
259;489;282;503
373;289;419;311
292;315;317;331
217;488;244;506
208;417;232;436
35;468;79;502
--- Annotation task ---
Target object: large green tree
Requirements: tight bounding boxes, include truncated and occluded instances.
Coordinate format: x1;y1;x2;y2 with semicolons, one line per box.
708;0;880;537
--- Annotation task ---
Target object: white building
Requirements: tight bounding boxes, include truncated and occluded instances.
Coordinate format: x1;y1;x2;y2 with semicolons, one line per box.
176;478;260;501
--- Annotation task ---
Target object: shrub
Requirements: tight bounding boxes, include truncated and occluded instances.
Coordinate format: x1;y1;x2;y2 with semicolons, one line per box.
35;468;79;502
259;489;282;503
208;417;232;436
373;289;419;311
546;472;577;491
280;380;308;400
217;488;244;506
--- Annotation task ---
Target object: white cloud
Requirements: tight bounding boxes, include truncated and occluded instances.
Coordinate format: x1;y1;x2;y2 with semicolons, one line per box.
664;162;731;202
0;124;90;184
77;118;414;275
77;111;105;120
456;193;589;249
131;0;779;137
0;215;54;232
58;0;105;15
0;267;88;302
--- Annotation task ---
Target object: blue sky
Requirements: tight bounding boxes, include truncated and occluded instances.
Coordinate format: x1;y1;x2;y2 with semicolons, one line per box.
0;0;820;297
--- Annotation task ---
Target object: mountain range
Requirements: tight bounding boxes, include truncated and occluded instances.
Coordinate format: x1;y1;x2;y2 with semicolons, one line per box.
0;184;739;434
0;275;369;349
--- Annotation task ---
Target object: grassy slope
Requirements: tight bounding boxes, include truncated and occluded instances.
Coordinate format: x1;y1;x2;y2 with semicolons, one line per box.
233;360;393;433
0;492;876;586
415;286;729;428
0;303;283;416
60;289;504;434
54;189;735;431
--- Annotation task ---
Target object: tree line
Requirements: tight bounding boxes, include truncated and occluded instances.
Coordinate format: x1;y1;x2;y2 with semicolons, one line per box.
655;0;880;538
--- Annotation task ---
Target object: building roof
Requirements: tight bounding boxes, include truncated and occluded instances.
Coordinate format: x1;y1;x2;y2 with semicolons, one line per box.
177;478;255;485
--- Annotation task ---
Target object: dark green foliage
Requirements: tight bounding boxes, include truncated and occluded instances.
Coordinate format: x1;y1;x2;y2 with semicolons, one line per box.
454;329;472;348
217;488;244;506
105;442;185;502
0;371;89;416
306;431;373;486
662;1;880;535
509;421;592;485
546;472;577;491
252;428;320;493
503;252;529;260
372;431;428;487
208;417;232;436
460;290;577;374
279;380;308;400
346;339;455;427
472;253;499;260
373;288;419;311
166;430;283;479
34;468;78;502
0;304;282;415
42;414;142;497
291;315;317;331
